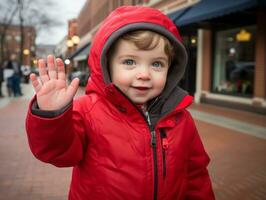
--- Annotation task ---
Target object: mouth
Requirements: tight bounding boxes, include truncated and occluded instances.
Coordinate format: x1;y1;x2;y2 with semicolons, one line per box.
131;86;151;91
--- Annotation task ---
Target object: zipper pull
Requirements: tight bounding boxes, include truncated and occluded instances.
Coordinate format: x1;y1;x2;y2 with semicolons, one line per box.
145;111;151;125
151;130;156;148
145;111;156;148
162;138;169;150
160;129;169;150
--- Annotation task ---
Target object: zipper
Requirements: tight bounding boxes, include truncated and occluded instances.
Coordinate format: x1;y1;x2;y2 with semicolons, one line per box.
145;111;158;200
159;129;169;180
145;111;156;147
114;86;159;200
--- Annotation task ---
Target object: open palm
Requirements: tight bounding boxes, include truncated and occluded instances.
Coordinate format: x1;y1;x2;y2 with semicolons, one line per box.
30;55;79;111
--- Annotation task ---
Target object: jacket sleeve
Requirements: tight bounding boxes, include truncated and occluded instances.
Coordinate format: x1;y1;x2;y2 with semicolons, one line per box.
25;96;87;167
185;112;215;200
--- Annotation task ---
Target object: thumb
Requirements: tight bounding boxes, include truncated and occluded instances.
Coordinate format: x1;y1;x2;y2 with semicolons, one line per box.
66;78;80;98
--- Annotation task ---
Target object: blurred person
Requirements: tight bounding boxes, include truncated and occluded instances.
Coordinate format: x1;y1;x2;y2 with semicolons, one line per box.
5;54;23;97
3;59;14;97
25;6;215;200
21;65;31;83
0;62;4;97
225;51;236;82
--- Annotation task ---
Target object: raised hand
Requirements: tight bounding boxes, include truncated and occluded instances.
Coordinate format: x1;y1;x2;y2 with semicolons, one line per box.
30;55;79;111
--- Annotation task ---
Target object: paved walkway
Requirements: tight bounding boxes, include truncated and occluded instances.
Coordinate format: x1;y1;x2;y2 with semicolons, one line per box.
0;83;265;200
189;109;266;139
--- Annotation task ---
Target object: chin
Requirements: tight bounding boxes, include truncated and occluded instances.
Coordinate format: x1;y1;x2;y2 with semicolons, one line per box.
132;101;146;105
132;99;148;105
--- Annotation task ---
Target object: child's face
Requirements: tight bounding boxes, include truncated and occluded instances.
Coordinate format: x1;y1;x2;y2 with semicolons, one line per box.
109;38;170;105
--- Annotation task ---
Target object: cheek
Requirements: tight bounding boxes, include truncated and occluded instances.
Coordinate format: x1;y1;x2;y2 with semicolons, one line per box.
109;61;127;83
112;71;132;87
153;73;168;90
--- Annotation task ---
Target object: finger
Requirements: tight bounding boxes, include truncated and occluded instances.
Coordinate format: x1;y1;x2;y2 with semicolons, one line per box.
30;73;42;93
66;78;79;98
38;59;49;83
47;55;57;80
56;58;66;81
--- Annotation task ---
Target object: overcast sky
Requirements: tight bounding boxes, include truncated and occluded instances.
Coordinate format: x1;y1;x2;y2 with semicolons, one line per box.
36;0;86;45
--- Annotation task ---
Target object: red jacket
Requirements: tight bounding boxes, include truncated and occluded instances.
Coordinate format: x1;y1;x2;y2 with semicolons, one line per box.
26;6;215;200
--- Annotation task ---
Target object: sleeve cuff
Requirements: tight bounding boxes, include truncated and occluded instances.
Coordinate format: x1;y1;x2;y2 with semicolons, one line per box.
31;100;72;118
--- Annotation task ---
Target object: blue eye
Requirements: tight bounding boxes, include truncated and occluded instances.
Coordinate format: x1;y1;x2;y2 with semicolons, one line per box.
123;59;135;65
152;61;162;68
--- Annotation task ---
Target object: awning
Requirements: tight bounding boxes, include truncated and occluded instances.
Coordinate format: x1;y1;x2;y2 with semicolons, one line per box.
69;42;91;61
169;0;265;26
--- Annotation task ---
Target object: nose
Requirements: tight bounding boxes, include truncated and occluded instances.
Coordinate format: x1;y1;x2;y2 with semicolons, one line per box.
136;67;151;80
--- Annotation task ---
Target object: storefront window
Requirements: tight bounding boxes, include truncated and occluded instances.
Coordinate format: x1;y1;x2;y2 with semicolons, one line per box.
213;26;256;97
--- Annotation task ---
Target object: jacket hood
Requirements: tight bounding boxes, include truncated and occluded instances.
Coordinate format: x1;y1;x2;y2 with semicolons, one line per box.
86;5;189;114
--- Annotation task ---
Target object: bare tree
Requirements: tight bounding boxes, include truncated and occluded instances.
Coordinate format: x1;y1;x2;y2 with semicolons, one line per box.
0;0;19;62
17;0;63;65
0;0;63;64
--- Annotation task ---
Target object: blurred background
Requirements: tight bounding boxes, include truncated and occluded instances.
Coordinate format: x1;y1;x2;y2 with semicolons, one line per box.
0;0;265;199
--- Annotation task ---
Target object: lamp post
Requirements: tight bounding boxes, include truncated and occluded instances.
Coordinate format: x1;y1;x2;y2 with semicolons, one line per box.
66;35;80;54
66;35;80;64
72;35;80;46
65;35;80;78
67;39;74;49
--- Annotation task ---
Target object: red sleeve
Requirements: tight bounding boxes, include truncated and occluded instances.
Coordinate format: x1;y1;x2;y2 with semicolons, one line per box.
185;112;215;200
25;97;87;167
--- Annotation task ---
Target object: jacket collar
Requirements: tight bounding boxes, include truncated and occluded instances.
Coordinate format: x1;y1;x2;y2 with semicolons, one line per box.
102;83;193;127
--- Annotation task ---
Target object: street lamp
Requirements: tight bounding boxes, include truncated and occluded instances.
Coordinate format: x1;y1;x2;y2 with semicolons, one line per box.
72;35;80;45
65;59;71;65
23;49;30;55
67;39;74;48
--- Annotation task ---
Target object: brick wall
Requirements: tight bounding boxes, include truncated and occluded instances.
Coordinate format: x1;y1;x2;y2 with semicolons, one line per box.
202;29;212;92
255;10;266;99
2;25;36;66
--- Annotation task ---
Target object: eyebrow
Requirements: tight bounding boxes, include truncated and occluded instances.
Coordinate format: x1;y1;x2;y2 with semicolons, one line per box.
117;55;138;59
117;55;168;62
153;57;168;62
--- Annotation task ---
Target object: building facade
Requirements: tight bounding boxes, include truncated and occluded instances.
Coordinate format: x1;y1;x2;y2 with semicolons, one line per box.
36;44;56;59
168;0;266;114
54;36;68;59
0;24;36;66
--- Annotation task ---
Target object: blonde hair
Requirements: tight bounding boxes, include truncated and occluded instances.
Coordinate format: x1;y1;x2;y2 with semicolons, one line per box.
108;30;174;64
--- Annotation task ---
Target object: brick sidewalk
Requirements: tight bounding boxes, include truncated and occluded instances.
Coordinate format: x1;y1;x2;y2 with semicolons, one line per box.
191;103;266;128
0;99;71;200
0;84;265;199
197;120;266;200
